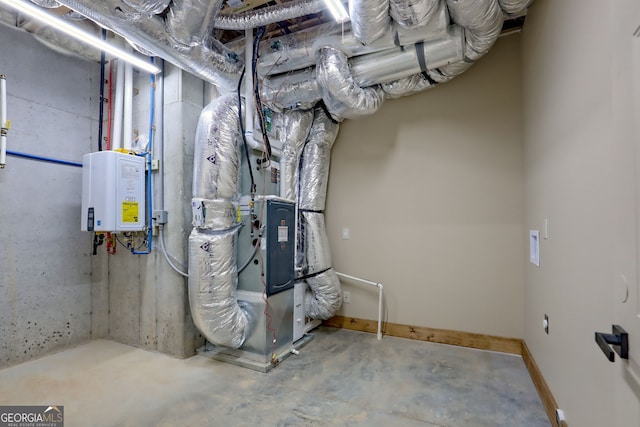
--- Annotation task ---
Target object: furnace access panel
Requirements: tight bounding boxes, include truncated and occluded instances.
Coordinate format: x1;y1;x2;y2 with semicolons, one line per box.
81;151;146;232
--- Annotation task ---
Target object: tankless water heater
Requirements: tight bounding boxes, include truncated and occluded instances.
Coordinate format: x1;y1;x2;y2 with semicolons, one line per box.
81;151;146;232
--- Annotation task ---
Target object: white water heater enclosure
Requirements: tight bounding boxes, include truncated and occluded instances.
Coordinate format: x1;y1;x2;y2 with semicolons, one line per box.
81;151;145;232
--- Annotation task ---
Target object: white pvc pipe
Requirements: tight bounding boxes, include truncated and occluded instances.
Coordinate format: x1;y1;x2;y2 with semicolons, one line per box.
335;271;384;340
123;51;134;151
112;59;125;150
0;75;6;169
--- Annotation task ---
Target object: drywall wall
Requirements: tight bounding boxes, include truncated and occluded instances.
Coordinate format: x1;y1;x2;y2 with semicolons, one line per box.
0;23;100;368
326;35;524;338
91;64;203;357
522;0;640;425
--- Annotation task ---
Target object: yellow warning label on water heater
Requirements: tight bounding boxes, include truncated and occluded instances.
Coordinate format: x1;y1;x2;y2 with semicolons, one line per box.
122;201;139;223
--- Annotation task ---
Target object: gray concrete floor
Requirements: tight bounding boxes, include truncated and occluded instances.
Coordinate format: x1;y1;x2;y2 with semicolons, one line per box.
0;327;550;427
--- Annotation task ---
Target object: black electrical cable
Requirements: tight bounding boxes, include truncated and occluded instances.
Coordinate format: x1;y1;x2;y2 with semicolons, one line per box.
97;28;107;152
237;67;256;194
252;26;272;158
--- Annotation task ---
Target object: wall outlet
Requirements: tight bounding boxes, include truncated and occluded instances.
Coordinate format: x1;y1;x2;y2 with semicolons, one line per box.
343;291;351;304
544;314;549;334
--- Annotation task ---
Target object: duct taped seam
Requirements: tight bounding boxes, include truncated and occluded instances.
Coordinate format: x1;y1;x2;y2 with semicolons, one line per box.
121;0;171;15
498;0;532;15
349;0;390;45
389;0;440;29
189;94;249;348
214;0;325;31
349;26;464;86
166;0;224;46
56;0;243;90
316;47;385;121
297;106;342;319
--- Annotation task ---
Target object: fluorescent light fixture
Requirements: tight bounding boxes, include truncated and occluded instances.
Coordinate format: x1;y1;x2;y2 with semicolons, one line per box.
0;0;161;74
323;0;349;24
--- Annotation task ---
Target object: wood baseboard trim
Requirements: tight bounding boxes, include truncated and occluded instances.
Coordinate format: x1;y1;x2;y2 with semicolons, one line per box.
323;316;566;427
323;315;522;355
521;341;567;427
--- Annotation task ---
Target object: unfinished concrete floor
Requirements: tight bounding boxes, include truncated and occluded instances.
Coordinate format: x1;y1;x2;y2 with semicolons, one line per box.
0;327;549;426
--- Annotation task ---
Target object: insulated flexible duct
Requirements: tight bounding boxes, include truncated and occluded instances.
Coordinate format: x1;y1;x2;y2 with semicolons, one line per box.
260;68;321;112
121;0;171;15
389;0;440;29
276;109;315;201
349;0;390;45
166;0;224;46
349;26;464;86
238;1;449;77
297;107;342;319
498;0;532;14
316;47;385;121
381;73;436;98
29;0;60;8
214;0;325;30
55;0;243;90
189;95;249;349
446;0;503;61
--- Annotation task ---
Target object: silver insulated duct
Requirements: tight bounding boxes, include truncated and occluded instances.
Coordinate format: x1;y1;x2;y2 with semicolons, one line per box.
298;106;342;320
189;95;249;349
55;0;243;90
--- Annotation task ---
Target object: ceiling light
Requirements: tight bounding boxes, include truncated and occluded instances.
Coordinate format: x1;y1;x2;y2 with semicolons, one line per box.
323;0;349;24
0;0;161;74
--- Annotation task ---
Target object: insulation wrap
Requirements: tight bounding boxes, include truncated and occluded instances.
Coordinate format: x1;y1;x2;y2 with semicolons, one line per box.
191;198;237;230
214;0;325;30
278;110;315;202
189;228;249;348
166;0;225;46
189;95;250;349
350;27;464;86
316;47;385;121
305;269;342;320
498;0;532;14
299;211;332;273
389;0;440;29
55;0;243;89
349;0;391;45
260;68;321;112
29;0;60;8
247;3;448;77
446;0;504;62
121;0;171;14
381;73;435;98
297;107;342;319
298;109;338;210
192;95;243;201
